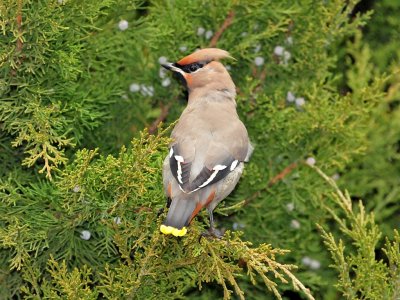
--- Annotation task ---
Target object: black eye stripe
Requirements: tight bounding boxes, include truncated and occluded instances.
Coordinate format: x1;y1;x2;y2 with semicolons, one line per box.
182;63;202;73
174;61;208;73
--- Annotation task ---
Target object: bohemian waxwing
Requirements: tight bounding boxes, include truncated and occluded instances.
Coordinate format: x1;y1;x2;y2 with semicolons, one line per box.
160;48;253;237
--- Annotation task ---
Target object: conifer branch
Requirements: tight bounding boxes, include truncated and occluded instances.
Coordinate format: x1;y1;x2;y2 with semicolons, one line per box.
11;0;24;76
130;232;161;297
244;161;298;205
201;236;315;300
206;242;244;300
1;1;397;299
310;165;400;299
16;0;23;53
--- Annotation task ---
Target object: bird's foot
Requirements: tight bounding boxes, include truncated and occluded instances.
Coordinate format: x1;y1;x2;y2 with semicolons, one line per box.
157;197;172;217
200;227;224;239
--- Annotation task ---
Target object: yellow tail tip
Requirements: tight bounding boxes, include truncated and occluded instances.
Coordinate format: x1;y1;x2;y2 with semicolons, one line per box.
160;225;187;237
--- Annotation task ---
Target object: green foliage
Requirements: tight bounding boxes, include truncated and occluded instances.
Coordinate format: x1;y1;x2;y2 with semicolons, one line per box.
362;0;400;71
1;0;399;299
340;22;400;239
21;230;315;299
312;165;400;299
0;0;145;177
1;130;313;300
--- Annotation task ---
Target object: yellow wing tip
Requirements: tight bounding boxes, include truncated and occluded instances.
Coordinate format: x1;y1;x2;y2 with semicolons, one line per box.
160;225;187;237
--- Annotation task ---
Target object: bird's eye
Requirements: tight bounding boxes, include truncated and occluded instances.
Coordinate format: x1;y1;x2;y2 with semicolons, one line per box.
180;62;206;73
189;63;200;72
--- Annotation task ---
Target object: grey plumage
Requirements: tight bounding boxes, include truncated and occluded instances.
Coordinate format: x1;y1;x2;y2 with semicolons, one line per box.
160;48;252;236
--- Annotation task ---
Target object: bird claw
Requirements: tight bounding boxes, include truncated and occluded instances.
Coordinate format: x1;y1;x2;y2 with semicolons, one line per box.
157;197;171;217
200;227;224;240
198;211;224;240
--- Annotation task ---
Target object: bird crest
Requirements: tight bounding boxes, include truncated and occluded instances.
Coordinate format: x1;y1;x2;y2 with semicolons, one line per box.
177;48;233;65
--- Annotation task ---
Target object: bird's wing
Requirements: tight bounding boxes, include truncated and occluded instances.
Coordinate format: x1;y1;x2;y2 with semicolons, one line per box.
168;103;249;194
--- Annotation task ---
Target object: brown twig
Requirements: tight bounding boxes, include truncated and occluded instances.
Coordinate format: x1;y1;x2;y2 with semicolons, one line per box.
253;67;267;92
267;162;298;187
244;162;299;206
209;10;235;47
16;0;23;52
147;103;172;134
11;0;24;76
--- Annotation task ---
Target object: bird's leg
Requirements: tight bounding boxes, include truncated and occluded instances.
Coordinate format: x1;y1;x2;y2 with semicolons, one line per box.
157;197;171;217
200;210;223;239
209;211;216;232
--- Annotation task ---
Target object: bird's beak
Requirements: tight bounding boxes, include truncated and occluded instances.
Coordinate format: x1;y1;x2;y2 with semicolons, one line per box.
161;63;184;74
161;62;174;70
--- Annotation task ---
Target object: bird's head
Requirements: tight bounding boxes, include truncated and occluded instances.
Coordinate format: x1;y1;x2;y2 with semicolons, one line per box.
161;48;235;96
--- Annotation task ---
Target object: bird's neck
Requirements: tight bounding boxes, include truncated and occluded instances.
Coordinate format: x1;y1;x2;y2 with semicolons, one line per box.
187;87;236;107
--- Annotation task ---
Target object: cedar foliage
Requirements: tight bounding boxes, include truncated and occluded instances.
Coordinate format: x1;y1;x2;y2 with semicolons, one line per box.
1;0;399;299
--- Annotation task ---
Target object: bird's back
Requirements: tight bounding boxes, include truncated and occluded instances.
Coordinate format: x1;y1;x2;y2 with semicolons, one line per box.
171;97;249;182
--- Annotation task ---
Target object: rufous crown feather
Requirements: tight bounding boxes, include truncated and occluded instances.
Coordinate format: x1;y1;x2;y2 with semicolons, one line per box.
177;48;233;65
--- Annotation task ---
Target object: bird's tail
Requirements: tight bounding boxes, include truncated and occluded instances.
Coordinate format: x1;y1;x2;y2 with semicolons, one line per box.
160;195;199;237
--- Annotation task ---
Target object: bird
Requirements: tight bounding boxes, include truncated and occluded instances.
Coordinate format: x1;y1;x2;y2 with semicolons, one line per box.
160;48;252;237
